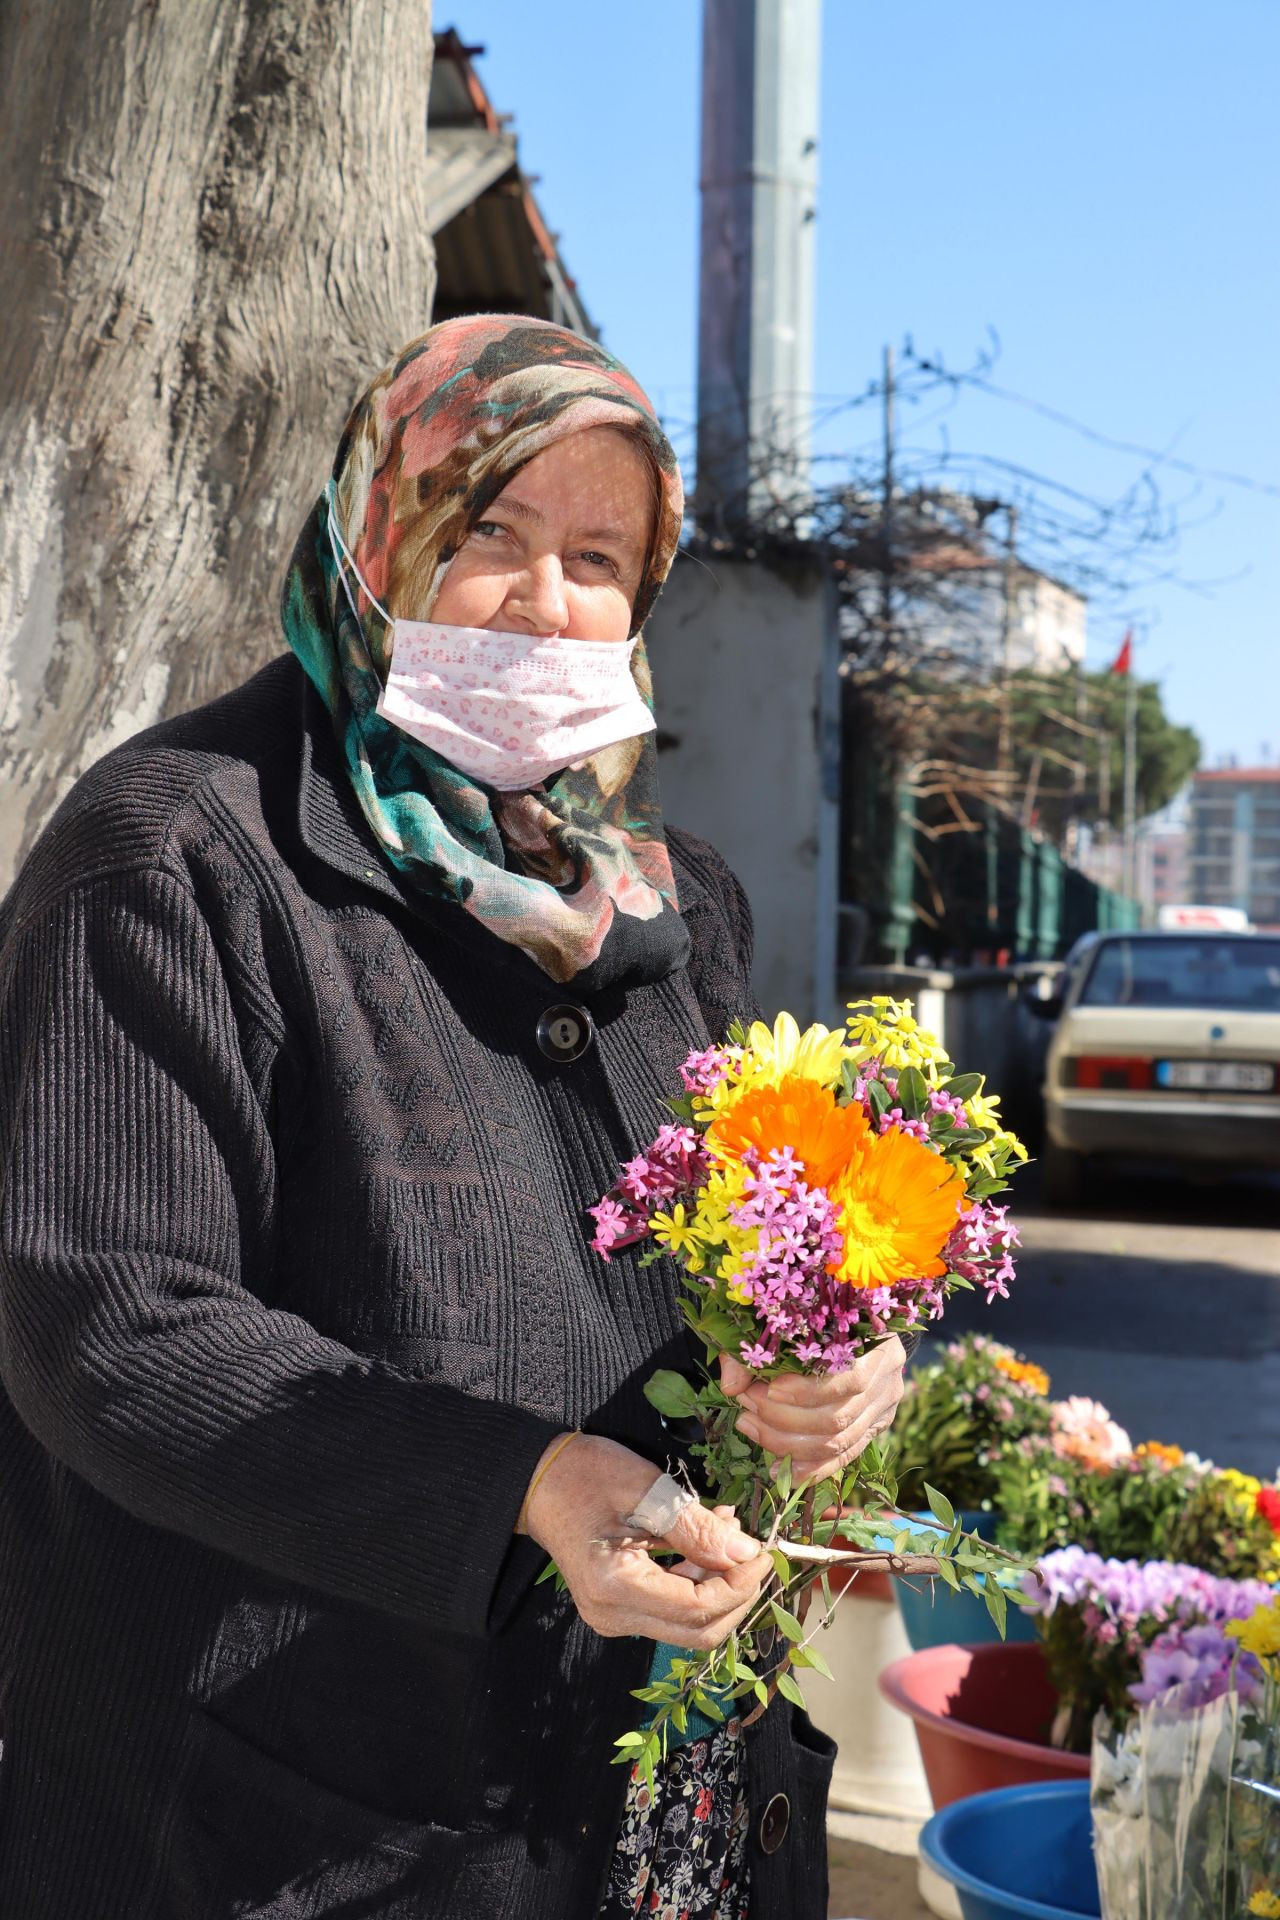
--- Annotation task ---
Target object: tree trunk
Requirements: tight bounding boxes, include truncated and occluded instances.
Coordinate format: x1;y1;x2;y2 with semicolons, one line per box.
0;0;437;884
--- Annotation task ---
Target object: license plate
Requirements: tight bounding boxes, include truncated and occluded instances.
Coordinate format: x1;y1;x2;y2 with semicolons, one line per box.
1156;1059;1276;1092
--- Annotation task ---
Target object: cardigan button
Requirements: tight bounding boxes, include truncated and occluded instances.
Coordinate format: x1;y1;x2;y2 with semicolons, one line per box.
758;1791;790;1854
536;1003;595;1063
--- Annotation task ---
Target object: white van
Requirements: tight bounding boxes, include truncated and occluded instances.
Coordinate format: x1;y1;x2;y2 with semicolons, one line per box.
1156;903;1252;933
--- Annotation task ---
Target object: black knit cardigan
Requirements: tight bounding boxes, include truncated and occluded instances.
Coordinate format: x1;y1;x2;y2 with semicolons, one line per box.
0;657;837;1920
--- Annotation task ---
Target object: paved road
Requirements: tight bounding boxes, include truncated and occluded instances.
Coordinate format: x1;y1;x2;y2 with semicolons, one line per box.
936;1161;1280;1477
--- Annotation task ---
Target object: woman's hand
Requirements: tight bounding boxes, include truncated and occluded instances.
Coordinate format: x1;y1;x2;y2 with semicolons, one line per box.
719;1337;908;1486
520;1433;770;1649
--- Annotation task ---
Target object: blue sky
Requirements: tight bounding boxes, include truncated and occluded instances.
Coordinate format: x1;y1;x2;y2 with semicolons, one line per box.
450;2;1279;767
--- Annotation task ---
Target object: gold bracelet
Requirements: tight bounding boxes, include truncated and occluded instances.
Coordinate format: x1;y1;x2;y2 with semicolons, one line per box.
516;1430;581;1535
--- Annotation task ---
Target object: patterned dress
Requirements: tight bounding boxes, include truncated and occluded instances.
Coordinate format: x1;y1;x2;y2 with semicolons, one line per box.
598;1719;750;1920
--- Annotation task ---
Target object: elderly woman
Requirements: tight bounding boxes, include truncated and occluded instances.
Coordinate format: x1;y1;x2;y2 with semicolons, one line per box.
0;318;908;1920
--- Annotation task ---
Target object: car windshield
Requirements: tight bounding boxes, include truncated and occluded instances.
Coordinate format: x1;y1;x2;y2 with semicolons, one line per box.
1078;937;1280;1011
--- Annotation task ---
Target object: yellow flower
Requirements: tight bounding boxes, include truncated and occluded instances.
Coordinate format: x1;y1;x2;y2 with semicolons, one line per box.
845;996;949;1074
1228;1597;1280;1661
1248;1890;1280;1918
650;1203;705;1259
739;1011;848;1091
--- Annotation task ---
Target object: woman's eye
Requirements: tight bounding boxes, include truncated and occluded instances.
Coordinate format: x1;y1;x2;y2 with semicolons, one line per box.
470;519;508;542
577;550;619;575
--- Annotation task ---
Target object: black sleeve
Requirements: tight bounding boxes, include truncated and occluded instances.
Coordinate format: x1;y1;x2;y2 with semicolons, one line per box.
0;869;561;1634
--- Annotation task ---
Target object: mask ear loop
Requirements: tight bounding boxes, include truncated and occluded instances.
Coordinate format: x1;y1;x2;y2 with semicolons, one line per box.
324;481;394;633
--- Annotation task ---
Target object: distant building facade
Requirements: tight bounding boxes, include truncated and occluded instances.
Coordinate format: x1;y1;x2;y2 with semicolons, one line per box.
843;492;1087;678
1186;769;1280;928
1136;825;1189;915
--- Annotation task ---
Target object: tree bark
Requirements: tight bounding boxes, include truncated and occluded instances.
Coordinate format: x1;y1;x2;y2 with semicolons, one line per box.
0;0;437;884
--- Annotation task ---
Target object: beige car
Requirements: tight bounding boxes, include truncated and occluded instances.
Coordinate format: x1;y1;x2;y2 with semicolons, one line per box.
1036;929;1280;1204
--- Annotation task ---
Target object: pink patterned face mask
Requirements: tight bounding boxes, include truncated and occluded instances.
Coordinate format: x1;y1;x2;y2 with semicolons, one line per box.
375;619;657;791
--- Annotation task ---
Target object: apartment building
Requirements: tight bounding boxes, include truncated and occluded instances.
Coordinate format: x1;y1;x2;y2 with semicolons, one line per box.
1186;768;1280;927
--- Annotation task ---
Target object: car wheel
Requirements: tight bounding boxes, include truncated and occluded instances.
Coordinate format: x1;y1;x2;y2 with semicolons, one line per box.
1041;1138;1085;1209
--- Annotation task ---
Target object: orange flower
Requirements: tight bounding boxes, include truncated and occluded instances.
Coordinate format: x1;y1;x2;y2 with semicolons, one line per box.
994;1354;1050;1396
707;1073;964;1292
828;1126;964;1290
1136;1440;1186;1469
707;1075;871;1191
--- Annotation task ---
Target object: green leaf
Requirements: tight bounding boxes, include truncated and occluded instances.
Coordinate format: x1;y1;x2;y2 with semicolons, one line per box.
772;1455;793;1504
799;1642;834;1681
924;1484;956;1531
983;1573;1008;1637
769;1548;793;1584
753;1679;770;1706
896;1066;928;1119
775;1670;808;1710
698;1311;743;1352
867;1078;893;1119
769;1602;805;1644
643;1370;702;1420
693;1689;726;1723
943;1073;984;1101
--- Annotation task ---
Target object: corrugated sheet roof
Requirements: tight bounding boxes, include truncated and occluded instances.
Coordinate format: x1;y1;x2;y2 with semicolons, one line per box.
425;127;518;235
428;29;595;338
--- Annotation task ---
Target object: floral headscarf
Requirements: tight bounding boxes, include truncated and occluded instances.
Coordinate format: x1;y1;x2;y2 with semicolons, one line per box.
281;316;689;988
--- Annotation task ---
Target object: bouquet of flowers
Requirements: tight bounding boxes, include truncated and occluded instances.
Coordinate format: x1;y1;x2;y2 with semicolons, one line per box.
887;1332;1052;1516
588;997;1032;1777
1090;1589;1280;1918
1022;1545;1273;1752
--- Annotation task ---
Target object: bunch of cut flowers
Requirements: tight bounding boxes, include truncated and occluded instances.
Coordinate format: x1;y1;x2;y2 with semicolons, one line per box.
887;1331;1052;1518
1089;1583;1280;1919
587;997;1033;1781
1024;1545;1273;1753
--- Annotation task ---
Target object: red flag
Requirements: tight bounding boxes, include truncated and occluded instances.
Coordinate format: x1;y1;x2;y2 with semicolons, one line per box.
1109;630;1133;675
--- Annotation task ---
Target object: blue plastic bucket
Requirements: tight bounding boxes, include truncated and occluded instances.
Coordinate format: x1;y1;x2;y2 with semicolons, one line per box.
919;1779;1101;1920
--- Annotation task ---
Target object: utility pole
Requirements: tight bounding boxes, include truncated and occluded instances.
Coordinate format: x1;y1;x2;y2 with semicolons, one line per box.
995;503;1019;793
881;343;895;650
695;0;821;530
1122;651;1139;899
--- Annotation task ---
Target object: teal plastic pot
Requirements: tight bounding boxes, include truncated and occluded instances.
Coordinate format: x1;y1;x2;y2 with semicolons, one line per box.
878;1511;1038;1652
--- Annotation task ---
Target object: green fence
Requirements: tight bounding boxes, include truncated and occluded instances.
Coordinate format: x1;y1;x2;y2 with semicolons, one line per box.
844;773;1139;966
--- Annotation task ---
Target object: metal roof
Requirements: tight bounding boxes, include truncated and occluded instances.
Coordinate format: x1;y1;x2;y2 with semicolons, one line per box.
427;30;596;339
425;127;519;236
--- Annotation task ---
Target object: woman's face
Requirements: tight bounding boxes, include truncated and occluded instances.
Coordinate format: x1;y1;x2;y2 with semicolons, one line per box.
427;426;654;642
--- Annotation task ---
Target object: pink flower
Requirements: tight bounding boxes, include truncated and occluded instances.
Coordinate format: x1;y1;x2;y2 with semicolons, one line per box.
1050;1397;1133;1472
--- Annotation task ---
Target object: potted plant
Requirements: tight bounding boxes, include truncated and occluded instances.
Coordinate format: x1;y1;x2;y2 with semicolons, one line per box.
886;1334;1052;1649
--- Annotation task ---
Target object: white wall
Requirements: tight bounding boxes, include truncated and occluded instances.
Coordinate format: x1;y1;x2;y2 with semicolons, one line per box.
645;551;839;1023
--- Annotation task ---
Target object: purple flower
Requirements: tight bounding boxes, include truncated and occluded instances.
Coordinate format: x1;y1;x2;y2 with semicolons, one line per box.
1130;1621;1263;1709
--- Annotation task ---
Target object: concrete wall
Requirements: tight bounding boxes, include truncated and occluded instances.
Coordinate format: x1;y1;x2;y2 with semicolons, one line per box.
646;550;839;1023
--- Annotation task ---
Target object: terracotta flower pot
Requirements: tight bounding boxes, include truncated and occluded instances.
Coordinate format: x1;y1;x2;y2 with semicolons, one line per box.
878;1641;1089;1810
